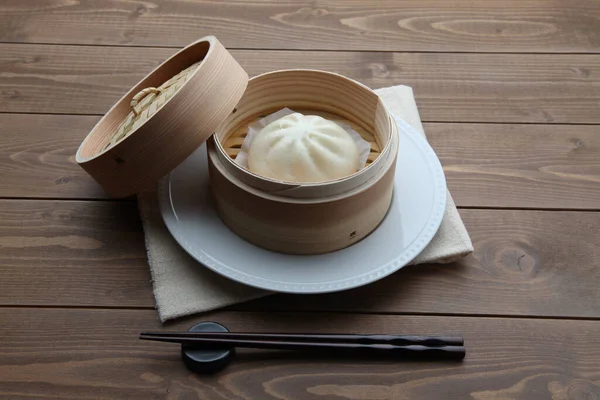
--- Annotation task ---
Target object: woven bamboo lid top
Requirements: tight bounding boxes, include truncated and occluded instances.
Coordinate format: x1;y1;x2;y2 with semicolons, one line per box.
103;61;202;152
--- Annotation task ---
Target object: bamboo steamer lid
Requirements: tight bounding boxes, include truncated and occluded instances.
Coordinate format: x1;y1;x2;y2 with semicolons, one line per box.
76;36;249;197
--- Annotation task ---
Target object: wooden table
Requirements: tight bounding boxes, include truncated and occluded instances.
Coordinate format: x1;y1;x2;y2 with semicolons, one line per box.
1;1;599;398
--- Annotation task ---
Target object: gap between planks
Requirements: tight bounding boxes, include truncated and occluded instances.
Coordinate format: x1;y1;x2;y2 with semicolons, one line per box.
2;111;600;127
2;41;600;55
0;197;598;213
2;305;600;323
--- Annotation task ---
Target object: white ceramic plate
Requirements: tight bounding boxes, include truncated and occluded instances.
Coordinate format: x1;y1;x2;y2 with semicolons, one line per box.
159;119;447;294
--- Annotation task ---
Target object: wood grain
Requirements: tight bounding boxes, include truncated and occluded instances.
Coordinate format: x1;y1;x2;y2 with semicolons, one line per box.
0;200;152;307
1;200;600;319
2;114;599;210
1;308;599;399
1;0;599;396
429;123;600;209
1;44;600;123
1;0;599;53
0;114;105;199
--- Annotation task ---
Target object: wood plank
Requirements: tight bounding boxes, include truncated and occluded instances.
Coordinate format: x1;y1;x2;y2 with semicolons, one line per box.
1;200;599;319
0;200;153;308
1;308;599;399
428;123;600;209
1;0;599;53
2;113;600;210
1;44;600;123
0;114;105;199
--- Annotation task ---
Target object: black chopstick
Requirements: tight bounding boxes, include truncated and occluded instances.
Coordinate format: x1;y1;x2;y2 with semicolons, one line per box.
140;331;463;347
139;334;465;360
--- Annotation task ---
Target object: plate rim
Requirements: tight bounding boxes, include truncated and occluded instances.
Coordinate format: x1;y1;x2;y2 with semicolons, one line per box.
158;118;447;294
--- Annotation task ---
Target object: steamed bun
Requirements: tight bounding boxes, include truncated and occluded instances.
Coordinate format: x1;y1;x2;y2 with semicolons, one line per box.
248;113;360;183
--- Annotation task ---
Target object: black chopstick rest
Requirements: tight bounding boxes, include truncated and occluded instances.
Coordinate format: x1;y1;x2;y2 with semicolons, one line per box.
181;321;234;374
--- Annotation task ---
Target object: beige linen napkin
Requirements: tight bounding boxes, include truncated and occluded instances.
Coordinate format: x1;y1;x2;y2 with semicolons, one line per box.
138;85;474;322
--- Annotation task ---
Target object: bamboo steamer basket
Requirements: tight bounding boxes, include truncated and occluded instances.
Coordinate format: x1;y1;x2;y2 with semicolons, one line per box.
208;70;399;254
75;36;399;255
75;36;248;197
